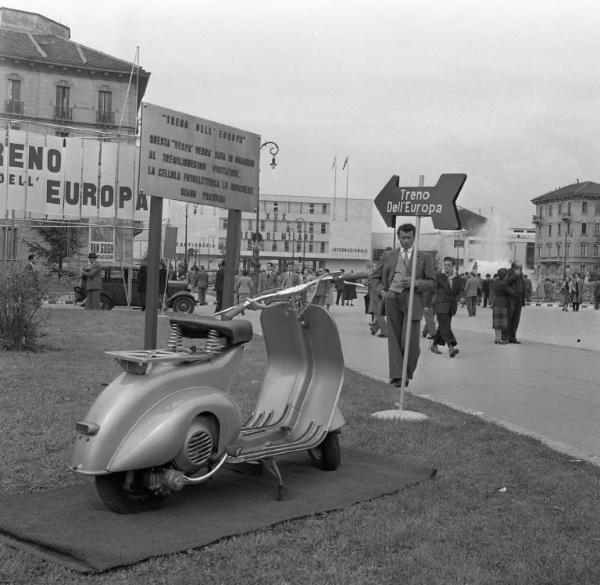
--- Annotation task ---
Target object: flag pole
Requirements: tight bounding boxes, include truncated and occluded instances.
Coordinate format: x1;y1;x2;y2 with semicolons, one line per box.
332;155;337;221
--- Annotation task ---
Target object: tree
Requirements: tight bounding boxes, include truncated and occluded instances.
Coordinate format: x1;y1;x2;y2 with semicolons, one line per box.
25;220;84;276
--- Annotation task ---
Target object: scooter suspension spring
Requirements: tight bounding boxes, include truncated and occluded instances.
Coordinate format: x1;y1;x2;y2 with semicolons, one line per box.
205;328;225;355
167;323;183;352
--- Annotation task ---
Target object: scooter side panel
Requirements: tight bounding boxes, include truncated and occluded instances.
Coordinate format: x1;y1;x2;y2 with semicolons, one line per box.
105;387;242;472
71;347;245;474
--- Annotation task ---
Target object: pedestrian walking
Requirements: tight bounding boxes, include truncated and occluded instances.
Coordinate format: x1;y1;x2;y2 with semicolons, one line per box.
235;270;253;303
561;276;572;311
490;268;517;344
430;257;461;357
82;252;102;310
506;262;526;343
196;265;209;305
464;272;480;316
570;273;584;311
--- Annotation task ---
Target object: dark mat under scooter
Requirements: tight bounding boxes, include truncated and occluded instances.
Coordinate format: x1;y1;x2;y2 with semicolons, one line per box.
0;448;434;573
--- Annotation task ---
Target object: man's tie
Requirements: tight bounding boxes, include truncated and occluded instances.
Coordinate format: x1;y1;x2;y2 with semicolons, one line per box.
402;249;409;267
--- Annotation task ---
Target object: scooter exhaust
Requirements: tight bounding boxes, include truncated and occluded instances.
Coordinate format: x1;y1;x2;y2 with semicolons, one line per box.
160;452;229;491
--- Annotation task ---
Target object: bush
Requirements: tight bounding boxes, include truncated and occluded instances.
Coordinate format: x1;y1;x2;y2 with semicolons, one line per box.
0;265;49;351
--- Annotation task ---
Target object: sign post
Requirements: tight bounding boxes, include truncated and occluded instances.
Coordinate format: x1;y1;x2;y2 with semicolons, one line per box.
372;173;466;421
138;103;260;348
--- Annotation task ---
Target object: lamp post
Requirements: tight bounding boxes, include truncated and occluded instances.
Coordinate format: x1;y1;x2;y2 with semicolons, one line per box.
253;141;279;289
296;217;307;270
562;217;571;279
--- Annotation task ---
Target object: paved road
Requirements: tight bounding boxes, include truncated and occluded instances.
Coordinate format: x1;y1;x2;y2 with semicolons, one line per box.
226;300;600;465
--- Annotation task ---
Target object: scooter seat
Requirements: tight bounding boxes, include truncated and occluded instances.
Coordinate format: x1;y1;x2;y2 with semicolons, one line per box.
169;316;253;346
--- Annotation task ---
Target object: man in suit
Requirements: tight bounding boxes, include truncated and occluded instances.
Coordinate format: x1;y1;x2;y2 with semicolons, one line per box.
370;223;436;387
280;262;301;289
430;257;462;357
506;262;526;343
258;262;279;292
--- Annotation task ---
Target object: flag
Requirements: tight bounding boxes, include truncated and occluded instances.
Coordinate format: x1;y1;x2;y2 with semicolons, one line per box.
332;156;337;170
342;156;349;170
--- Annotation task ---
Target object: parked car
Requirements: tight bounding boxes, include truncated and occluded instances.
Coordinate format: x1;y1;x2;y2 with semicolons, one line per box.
73;265;196;313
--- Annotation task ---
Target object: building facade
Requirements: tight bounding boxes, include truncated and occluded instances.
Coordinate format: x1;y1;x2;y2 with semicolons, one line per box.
0;8;150;268
0;7;149;138
531;181;600;281
169;195;374;273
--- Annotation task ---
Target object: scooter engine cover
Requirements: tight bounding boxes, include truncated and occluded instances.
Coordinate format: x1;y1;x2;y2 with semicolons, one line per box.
172;417;215;473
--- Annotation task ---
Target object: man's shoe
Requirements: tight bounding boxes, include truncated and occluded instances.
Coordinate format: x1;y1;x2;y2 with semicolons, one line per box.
430;343;442;355
449;347;459;358
390;378;408;387
509;340;521;344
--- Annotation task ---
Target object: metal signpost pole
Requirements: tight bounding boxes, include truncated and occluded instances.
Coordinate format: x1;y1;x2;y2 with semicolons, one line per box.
371;172;466;421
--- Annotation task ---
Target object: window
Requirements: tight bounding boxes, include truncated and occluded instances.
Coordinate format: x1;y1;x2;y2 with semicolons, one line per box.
308;223;314;234
595;223;600;236
6;78;22;114
284;241;289;252
547;225;552;237
296;242;301;253
273;221;278;233
260;220;265;231
558;202;562;214
581;222;587;235
308;243;313;253
556;243;561;256
596;202;600;214
594;245;599;257
97;89;113;124
273;202;278;213
320;223;327;235
320;241;326;253
557;223;561;236
582;201;588;214
581;244;587;256
567;201;572;215
55;85;71;119
221;219;228;230
309;203;315;215
537;245;542;257
248;220;253;232
272;242;277;252
548;204;553;216
565;243;570;255
322;204;328;214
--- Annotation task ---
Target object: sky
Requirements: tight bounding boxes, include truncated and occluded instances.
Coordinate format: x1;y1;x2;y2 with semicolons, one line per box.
14;0;600;231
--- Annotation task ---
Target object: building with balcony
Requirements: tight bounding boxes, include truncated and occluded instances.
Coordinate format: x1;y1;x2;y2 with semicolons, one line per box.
0;7;150;267
0;7;149;137
531;180;600;281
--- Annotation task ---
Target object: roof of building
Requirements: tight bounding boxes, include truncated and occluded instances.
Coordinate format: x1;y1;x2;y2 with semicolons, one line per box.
531;181;600;204
0;28;149;77
456;206;487;231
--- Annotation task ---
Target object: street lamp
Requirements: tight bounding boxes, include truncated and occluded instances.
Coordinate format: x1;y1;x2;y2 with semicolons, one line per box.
296;217;307;270
253;141;280;288
562;217;571;279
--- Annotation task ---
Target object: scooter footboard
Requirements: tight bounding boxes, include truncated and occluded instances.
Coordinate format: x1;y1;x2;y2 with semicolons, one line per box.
251;304;344;439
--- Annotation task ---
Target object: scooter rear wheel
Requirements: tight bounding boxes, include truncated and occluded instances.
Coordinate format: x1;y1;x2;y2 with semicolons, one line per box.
95;471;168;514
308;432;341;471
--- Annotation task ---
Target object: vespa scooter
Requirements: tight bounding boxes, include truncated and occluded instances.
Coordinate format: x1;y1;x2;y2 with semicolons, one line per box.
70;272;345;513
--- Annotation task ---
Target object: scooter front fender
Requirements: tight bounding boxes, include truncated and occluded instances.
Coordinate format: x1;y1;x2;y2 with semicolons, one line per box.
72;386;242;474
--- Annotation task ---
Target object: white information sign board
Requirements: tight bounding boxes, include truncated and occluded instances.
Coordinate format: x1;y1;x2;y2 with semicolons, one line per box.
139;103;261;212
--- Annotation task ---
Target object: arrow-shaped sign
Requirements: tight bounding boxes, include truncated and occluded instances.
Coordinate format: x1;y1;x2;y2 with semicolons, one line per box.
374;173;467;230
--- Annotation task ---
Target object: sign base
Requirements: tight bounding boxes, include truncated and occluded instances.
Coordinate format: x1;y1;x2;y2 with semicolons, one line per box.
371;409;428;421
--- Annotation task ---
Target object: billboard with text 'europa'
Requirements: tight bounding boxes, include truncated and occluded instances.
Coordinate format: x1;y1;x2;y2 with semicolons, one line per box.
139;103;261;212
0;128;147;220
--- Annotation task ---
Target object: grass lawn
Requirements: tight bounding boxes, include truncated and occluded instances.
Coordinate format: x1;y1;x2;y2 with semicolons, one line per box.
1;307;600;584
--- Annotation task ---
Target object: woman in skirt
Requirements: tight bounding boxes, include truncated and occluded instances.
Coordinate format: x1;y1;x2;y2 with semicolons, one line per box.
490;268;517;344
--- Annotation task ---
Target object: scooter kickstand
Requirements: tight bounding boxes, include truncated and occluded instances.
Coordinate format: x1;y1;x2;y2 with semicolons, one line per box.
261;458;285;501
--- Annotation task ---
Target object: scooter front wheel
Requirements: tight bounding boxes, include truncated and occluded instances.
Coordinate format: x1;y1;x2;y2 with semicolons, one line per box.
308;432;341;471
95;471;168;514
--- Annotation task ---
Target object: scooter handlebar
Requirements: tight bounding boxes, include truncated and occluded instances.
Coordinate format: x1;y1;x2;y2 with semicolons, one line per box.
214;271;343;319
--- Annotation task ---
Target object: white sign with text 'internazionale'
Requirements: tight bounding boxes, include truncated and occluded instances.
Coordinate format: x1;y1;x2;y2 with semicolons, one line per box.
139;103;261;212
